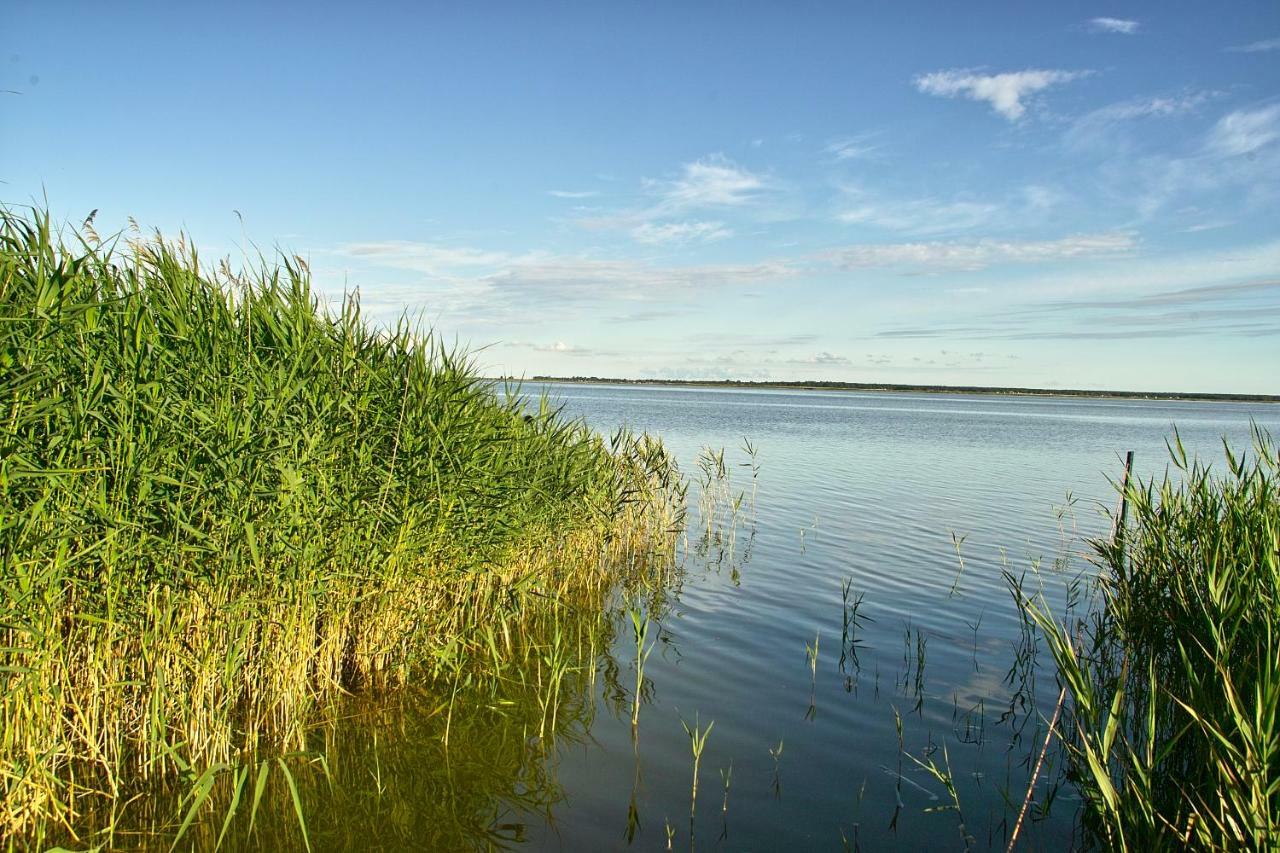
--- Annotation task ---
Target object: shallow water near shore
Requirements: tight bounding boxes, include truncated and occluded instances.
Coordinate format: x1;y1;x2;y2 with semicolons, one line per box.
500;385;1276;851
177;385;1279;851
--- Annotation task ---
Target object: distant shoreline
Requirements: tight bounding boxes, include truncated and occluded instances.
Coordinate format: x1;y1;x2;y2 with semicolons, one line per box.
509;376;1280;405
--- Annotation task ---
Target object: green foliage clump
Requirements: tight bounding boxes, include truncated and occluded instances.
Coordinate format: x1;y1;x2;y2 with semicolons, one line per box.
0;208;680;843
1025;429;1280;850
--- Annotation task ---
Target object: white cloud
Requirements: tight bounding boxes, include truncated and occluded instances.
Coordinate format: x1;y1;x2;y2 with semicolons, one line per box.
505;339;618;357
1088;92;1215;122
329;244;800;327
837;199;999;233
827;233;1136;271
1065;90;1219;150
824;134;881;161
1227;37;1280;53
479;256;791;294
835;186;1001;234
1088;17;1140;34
914;68;1092;120
655;154;765;209
1181;221;1232;233
1007;239;1280;300
788;351;851;365
535;340;578;353
1082;104;1280;219
1206;105;1280;157
548;189;599;199
339;241;514;272
576;154;769;244
1022;185;1066;213
629;220;732;245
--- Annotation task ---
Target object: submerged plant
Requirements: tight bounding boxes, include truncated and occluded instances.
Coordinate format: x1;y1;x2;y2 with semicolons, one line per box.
806;631;821;719
908;744;975;852
680;714;714;825
628;605;656;733
769;739;784;800
840;577;872;674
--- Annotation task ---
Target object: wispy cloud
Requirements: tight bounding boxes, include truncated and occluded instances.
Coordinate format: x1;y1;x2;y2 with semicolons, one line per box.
652;154;766;210
329;243;798;325
826;233;1135;271
1205;104;1280;156
1088;17;1140;34
823;134;881;161
834;179;1024;233
879;324;1277;342
1008;278;1280;340
786;351;851;366
1081;102;1280;219
1181;221;1233;233
864;244;1280;346
629;220;732;245
836;196;1000;234
1037;278;1280;311
914;68;1092;120
547;189;599;199
1065;90;1220;151
339;241;514;272
507;339;612;356
576;154;769;244
1227;37;1280;53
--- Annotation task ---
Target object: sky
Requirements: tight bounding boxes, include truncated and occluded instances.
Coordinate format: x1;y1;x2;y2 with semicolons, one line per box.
3;2;1279;393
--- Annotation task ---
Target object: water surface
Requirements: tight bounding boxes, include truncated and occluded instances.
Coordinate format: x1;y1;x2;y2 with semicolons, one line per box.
512;384;1276;851
248;385;1277;850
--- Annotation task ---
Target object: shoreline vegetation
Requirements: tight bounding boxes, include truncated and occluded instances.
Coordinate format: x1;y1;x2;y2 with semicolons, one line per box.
521;376;1280;405
0;209;683;847
2;205;1276;849
1023;430;1280;849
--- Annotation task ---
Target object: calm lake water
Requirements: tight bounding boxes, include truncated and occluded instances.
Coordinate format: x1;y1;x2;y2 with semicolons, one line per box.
259;384;1279;851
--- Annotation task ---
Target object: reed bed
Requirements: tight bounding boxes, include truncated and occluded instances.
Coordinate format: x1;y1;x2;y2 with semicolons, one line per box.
1022;428;1280;850
0;208;683;846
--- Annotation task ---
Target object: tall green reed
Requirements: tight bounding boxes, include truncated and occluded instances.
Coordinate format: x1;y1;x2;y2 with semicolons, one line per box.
1020;428;1280;850
0;207;681;846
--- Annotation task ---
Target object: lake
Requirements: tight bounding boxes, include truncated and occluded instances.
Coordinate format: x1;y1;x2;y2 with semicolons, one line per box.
270;384;1279;850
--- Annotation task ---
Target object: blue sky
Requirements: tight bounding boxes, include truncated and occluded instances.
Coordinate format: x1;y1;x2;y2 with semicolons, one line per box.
4;2;1279;393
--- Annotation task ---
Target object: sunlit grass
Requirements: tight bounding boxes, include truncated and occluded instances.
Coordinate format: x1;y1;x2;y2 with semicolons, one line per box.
0;207;683;847
1021;427;1280;850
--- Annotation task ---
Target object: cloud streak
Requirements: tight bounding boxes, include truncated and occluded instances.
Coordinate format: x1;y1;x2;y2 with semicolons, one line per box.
873;276;1280;342
827;233;1136;271
1088;17;1140;34
1205;105;1280;156
1035;278;1280;311
629;220;732;245
837;196;1000;234
824;134;881;161
339;241;514;272
1227;37;1280;53
548;189;599;199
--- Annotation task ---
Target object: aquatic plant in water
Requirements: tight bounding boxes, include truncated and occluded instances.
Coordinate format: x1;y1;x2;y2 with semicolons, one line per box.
0;207;683;847
1020;428;1280;850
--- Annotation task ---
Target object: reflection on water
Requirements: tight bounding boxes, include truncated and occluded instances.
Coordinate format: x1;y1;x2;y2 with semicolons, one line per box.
107;591;668;851
112;385;1277;850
